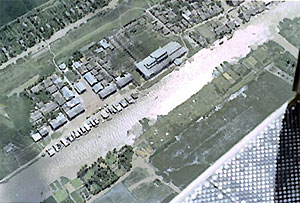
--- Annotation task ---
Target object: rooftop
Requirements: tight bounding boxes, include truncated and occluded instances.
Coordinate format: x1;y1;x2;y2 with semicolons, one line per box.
115;73;133;88
83;72;98;86
99;83;117;100
74;82;87;94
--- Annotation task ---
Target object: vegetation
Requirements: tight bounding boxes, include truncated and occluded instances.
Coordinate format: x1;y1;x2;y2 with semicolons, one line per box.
279;17;300;48
77;145;134;196
0;0;49;27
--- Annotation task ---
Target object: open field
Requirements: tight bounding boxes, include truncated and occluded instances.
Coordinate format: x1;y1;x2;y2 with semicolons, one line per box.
51;0;151;64
93;183;137;203
0;0;49;27
150;72;293;189
279;17;300;48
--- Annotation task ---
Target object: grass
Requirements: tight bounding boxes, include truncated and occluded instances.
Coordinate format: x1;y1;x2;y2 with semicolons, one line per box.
60;176;70;186
131;180;176;203
70;191;83;203
51;0;150;63
70;178;83;190
92;183;138;203
0;0;49;27
54;189;69;203
279;17;300;48
43;195;57;203
0;93;33;148
150;72;294;189
122;167;149;188
64;70;80;83
0;50;55;96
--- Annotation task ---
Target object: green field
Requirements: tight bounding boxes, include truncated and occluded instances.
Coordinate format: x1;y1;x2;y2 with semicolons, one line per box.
149;72;293;189
51;0;151;64
93;183;138;203
0;0;50;27
131;179;176;203
122;167;149;188
0;49;55;180
279;17;300;48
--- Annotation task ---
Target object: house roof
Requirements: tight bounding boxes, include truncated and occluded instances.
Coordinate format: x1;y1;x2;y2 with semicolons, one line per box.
66;97;81;108
99;83;117;99
135;41;185;79
31;133;42;142
74;82;87;94
49;114;67;130
38;126;49;137
83;72;97;86
65;104;85;120
115;73;133;88
92;83;104;93
61;86;75;101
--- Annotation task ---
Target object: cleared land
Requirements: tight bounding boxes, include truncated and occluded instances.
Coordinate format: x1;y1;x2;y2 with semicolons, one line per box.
150;72;293;189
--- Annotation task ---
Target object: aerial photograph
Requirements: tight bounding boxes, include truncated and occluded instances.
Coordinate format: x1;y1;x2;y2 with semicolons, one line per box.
0;0;299;202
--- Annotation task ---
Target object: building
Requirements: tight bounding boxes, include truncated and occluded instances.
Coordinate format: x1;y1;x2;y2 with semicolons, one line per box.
135;41;187;79
72;61;82;69
98;39;110;49
65;104;85;120
52;92;66;106
61;86;75;101
46;85;58;94
46;147;55;156
40;102;59;115
66;97;80;109
99;83;117;100
49;114;68;131
38;126;49;137
100;109;110;119
74;82;87;94
115;73;133;88
31;133;42;142
59;63;67;71
92;83;104;94
83;72;98;86
60;137;70;147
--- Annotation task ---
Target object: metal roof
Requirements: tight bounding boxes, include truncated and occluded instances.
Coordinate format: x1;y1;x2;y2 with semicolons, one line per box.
49;114;67;130
74;82;87;94
135;41;185;79
99;83;117;100
115;73;133;88
83;72;98;86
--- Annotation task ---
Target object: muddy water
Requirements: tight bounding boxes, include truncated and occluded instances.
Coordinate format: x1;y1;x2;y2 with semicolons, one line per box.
0;1;300;202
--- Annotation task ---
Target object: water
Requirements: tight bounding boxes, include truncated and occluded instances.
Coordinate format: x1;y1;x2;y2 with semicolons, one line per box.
1;1;300;202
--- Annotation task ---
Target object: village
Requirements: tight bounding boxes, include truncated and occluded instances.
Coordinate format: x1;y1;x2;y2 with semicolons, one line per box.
22;0;275;158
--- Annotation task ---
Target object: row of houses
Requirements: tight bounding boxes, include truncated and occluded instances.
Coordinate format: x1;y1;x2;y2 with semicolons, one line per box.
45;92;139;157
72;59;134;100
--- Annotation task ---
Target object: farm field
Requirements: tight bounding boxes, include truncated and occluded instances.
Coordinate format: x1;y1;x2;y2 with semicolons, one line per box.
150;72;293;189
0;0;49;27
